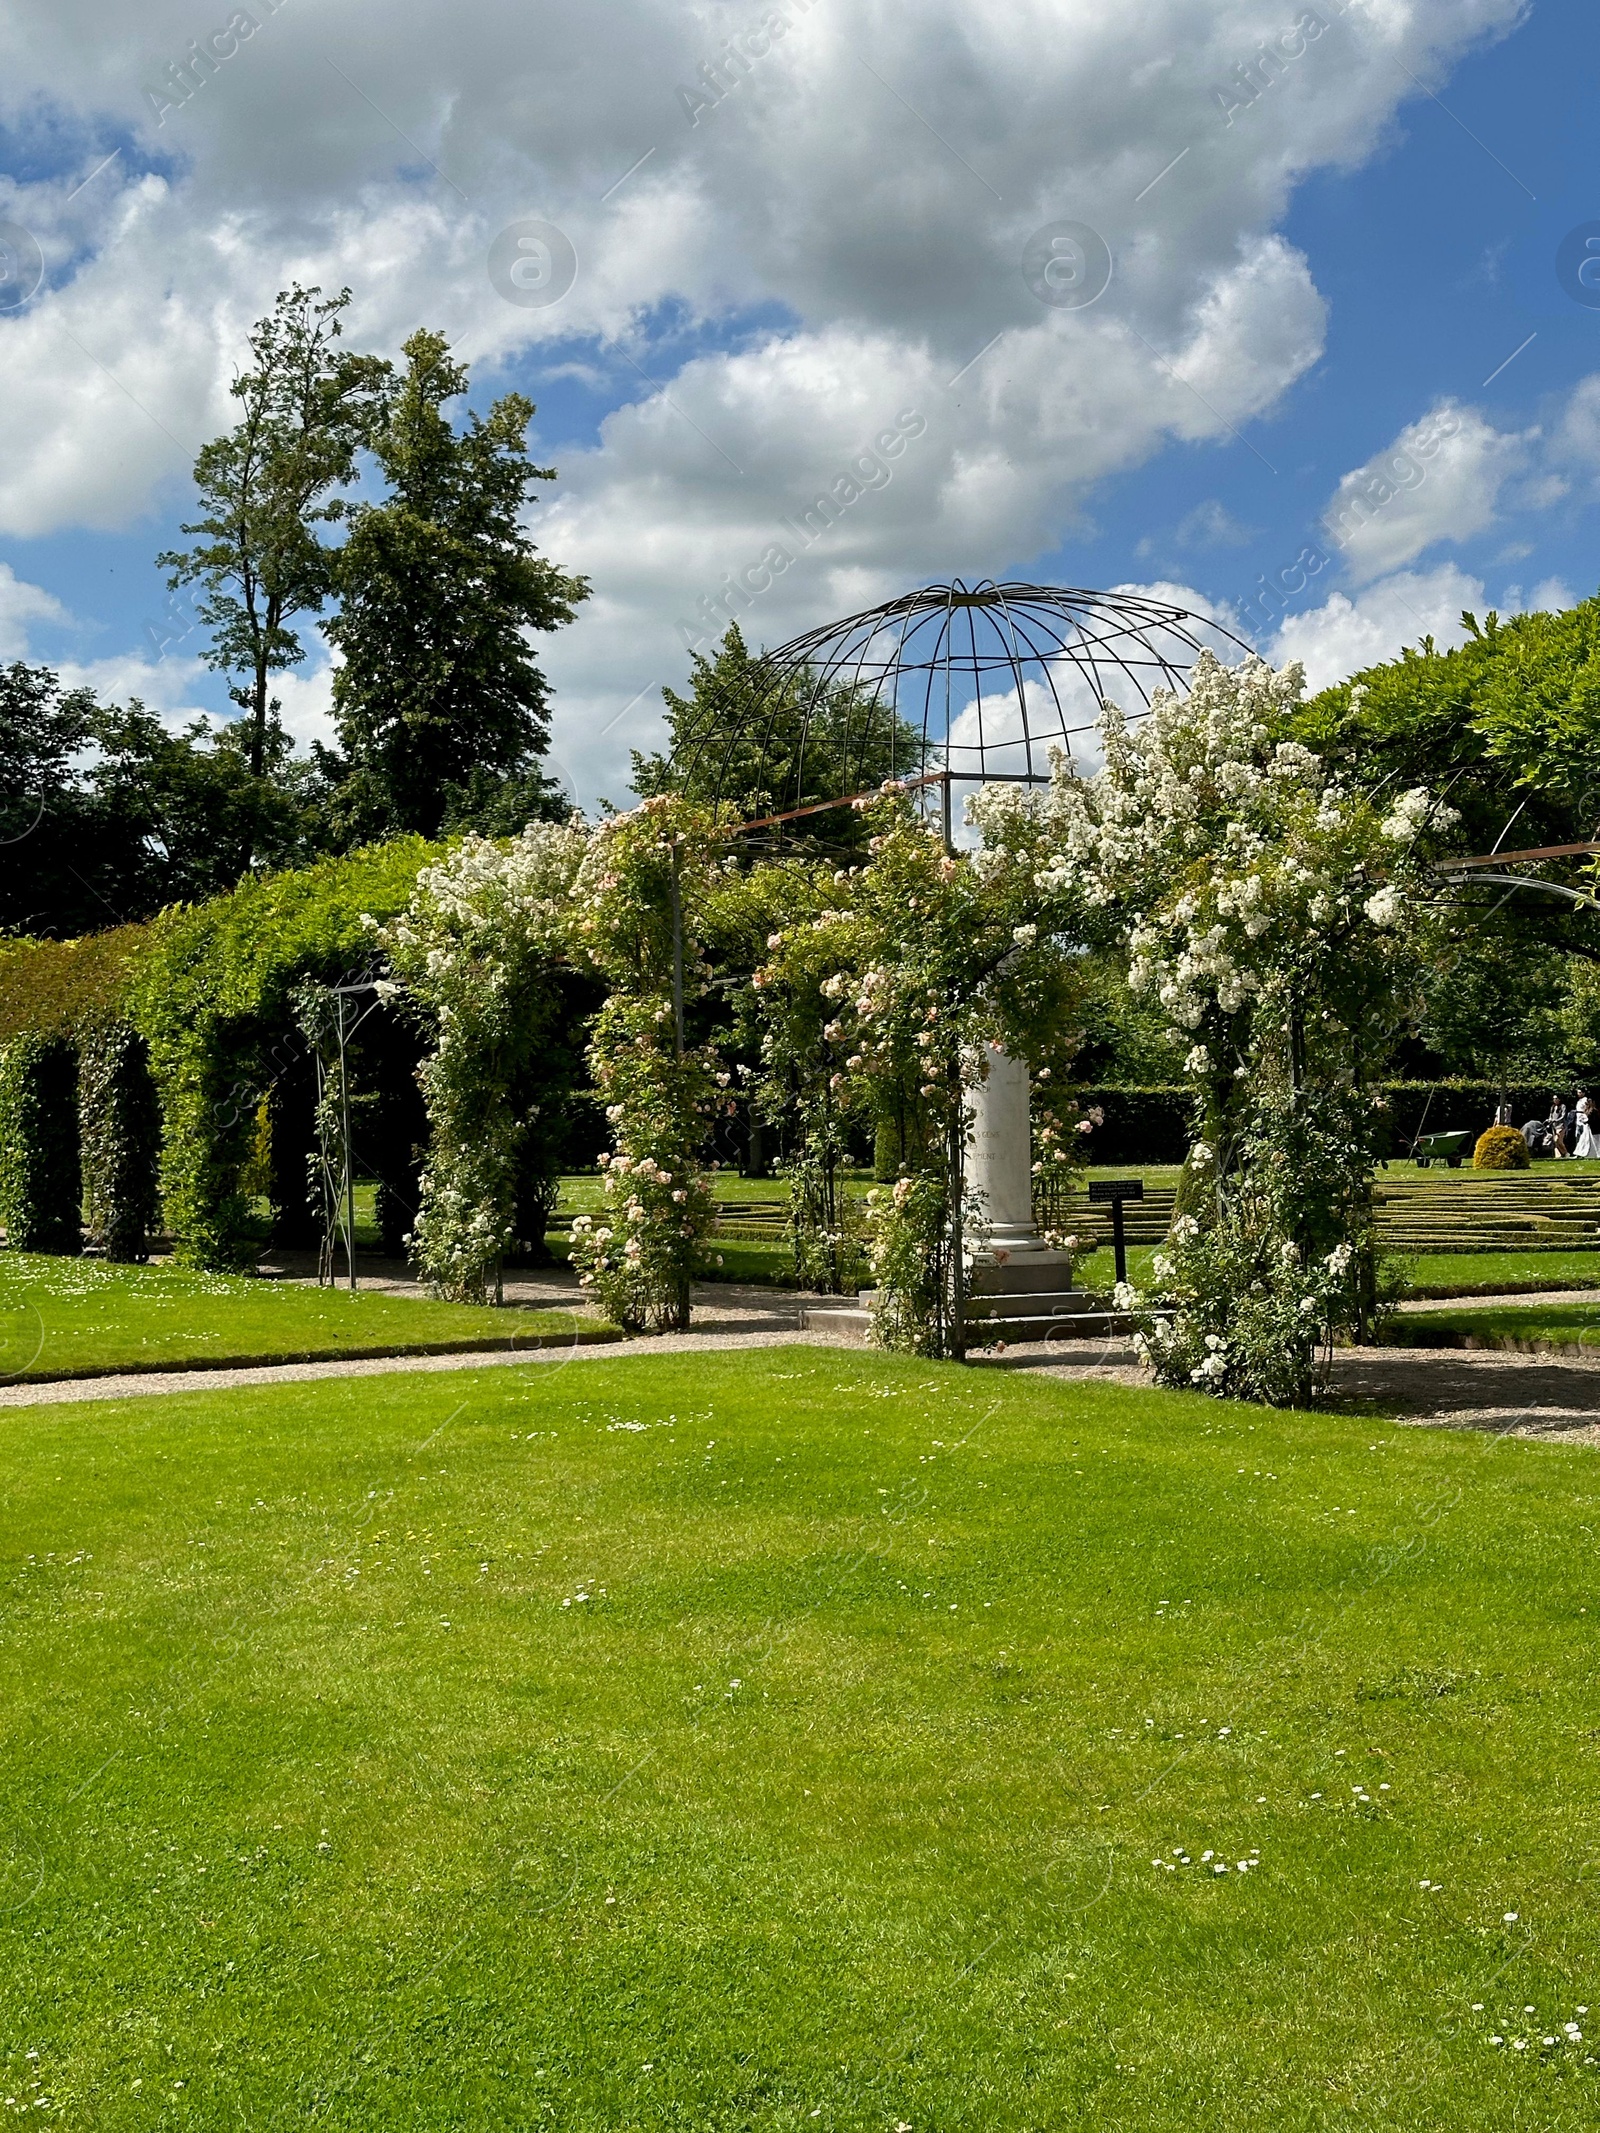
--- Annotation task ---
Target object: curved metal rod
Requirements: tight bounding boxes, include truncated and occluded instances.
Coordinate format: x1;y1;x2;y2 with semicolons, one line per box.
1437;871;1600;908
677;581;1254;817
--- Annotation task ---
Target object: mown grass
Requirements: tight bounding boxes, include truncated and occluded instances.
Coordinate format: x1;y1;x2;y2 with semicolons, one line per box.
3;1347;1599;2127
0;1254;601;1383
1398;1298;1600;1352
1398;1251;1600;1298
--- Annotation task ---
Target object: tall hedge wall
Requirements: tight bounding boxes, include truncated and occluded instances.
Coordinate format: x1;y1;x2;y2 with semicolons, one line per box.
79;1022;162;1262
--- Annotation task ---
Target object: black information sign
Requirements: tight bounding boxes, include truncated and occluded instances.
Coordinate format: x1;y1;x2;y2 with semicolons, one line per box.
1087;1178;1143;1285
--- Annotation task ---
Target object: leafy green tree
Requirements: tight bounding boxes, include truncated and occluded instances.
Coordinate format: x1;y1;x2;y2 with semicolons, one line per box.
1294;594;1600;1080
631;624;925;843
1294;595;1600;862
0;663;98;934
323;330;587;842
0;663;319;936
159;286;387;786
83;703;318;908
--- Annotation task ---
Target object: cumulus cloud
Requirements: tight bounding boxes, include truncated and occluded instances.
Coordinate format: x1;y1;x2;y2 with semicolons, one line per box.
1267;562;1575;695
1322;402;1533;583
0;0;1531;794
0;563;69;658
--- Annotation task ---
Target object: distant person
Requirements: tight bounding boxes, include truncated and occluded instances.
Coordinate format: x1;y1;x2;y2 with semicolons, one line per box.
1550;1094;1573;1158
1578;1094;1600;1159
1522;1116;1552;1158
1494;1098;1515;1128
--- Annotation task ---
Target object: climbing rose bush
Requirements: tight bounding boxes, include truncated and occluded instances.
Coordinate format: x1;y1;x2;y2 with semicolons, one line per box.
567;798;724;1332
973;652;1454;1402
376;822;587;1304
752;791;1090;1356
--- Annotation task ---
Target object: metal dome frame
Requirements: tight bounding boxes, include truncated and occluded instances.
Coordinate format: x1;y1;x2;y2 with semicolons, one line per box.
675;578;1253;839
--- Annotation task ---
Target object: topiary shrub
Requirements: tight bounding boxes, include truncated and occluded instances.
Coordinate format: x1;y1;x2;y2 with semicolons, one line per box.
0;1032;83;1253
79;1021;161;1262
1473;1124;1530;1171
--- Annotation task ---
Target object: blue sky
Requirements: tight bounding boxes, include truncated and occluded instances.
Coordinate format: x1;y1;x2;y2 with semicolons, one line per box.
0;0;1593;800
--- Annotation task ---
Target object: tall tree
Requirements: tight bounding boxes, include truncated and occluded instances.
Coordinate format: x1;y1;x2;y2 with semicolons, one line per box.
323;330;587;842
0;662;318;937
631;624;924;845
159;285;388;784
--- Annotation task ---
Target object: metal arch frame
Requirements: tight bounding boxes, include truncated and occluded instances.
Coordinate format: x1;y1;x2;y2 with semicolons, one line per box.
1433;870;1600;910
675;578;1255;825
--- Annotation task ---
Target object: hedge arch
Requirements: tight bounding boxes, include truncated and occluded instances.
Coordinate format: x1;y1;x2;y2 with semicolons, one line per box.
0;1032;82;1254
133;840;442;1271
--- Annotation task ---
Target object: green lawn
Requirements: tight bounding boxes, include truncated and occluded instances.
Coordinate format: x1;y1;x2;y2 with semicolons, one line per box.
4;1347;1599;2127
1400;1251;1600;1298
1398;1299;1600;1352
0;1254;603;1383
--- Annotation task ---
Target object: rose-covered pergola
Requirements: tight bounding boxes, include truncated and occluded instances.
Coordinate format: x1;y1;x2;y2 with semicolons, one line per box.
683;580;1252;1349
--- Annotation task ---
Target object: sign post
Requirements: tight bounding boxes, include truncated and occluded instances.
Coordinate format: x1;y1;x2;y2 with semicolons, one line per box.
1088;1178;1144;1287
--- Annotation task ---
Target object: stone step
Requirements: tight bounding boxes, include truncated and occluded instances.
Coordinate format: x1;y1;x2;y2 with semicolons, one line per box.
965;1290;1105;1321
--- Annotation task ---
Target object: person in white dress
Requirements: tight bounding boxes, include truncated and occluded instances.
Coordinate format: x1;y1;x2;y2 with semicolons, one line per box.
1576;1094;1600;1159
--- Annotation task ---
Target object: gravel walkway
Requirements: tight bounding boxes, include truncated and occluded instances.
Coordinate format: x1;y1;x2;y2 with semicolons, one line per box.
6;1265;1600;1439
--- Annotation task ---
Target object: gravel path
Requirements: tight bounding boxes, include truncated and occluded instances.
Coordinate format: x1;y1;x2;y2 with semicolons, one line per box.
1397;1287;1600;1313
6;1267;1600;1439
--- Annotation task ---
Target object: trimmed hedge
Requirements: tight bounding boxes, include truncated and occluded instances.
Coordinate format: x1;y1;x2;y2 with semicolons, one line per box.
1070;1086;1193;1165
0;925;151;1044
79;1022;162;1261
0;1032;82;1253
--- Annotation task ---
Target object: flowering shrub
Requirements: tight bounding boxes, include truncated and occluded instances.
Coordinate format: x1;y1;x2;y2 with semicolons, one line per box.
377;823;587;1303
974;651;1454;1400
567;798;724;1331
752;792;1089;1354
1131;1120;1359;1405
863;1169;953;1355
567;996;720;1330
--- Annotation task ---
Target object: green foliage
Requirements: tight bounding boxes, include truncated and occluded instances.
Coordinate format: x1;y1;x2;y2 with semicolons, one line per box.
570;994;721;1330
378;826;588;1304
1413;933;1571;1082
1294;595;1600;1072
1473;1124;1531;1170
862;1169;952;1353
755;793;1091;1352
78;1022;161;1262
631;623;921;839
1137;1099;1378;1405
568;800;723;1330
0;662;331;934
0;1032;81;1254
325;330;587;842
0;925;151;1045
134;840;436;1271
159;285;387;782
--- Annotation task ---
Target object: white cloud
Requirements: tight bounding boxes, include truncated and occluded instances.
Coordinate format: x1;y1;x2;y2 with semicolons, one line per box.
1266;563;1568;694
52;649;214;724
1172;499;1254;551
0;0;1531;798
0;563;69;658
1322;401;1532;582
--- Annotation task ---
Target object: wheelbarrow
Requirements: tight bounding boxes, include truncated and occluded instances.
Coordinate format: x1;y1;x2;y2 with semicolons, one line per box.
1412;1129;1472;1169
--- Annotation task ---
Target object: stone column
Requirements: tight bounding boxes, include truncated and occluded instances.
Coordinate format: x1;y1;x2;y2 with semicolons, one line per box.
965;1042;1059;1262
